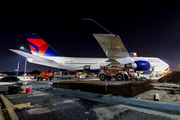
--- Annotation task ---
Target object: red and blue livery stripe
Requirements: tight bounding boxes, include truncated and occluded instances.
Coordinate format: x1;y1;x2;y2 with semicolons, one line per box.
25;33;61;57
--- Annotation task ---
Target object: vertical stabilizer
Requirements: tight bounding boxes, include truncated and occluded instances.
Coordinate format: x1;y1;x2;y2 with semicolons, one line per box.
25;33;62;57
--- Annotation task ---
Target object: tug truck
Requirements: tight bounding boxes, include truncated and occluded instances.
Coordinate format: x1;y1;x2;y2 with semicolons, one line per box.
37;70;53;81
99;66;135;81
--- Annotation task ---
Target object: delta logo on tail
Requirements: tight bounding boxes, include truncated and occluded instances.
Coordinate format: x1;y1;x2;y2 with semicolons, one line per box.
25;33;61;57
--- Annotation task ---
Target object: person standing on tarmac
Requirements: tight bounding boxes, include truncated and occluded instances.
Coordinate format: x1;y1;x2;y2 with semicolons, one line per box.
34;74;37;79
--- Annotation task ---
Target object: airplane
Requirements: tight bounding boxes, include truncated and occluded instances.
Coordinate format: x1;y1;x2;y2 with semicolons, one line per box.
9;18;169;76
82;18;169;74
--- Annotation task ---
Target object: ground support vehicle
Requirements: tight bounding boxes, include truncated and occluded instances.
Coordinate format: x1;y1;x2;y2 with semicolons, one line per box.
37;71;53;81
99;66;135;81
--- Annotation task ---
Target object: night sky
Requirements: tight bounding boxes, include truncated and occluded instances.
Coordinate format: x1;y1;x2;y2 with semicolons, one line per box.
1;2;180;72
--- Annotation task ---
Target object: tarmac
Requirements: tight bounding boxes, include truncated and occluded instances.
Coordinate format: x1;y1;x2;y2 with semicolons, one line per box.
0;78;180;119
1;86;179;120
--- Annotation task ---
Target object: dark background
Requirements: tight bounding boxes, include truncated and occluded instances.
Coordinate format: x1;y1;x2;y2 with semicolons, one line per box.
0;1;180;72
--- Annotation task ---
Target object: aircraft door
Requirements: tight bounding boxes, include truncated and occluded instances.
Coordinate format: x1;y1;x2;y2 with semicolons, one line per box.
84;65;90;73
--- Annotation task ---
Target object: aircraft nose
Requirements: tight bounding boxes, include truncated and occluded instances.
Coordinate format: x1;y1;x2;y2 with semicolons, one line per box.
166;63;169;68
163;61;169;69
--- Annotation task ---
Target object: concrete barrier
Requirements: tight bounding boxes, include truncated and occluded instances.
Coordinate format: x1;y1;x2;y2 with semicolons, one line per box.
111;96;180;114
32;85;180;115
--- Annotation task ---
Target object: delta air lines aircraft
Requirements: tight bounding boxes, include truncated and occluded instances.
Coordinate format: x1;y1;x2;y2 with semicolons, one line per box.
10;18;169;75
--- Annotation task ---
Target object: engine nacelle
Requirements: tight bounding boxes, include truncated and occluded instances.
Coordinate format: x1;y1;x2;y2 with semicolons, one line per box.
143;69;152;75
125;61;150;71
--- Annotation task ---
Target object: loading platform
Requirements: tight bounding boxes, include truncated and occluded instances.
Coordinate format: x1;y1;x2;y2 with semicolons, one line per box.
52;80;154;96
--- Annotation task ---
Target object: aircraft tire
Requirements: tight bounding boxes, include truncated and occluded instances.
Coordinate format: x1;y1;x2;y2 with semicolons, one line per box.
124;74;129;81
116;73;124;81
49;76;52;81
99;74;106;81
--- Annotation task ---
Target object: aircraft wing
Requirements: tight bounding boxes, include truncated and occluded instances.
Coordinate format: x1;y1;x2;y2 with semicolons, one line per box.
9;49;63;69
82;18;134;67
93;34;130;59
82;18;130;59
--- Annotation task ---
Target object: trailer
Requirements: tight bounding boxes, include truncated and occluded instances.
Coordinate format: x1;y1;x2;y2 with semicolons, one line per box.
99;66;135;81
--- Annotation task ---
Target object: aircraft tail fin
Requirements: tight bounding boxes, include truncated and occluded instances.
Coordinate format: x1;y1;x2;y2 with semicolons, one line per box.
25;33;62;57
82;18;130;59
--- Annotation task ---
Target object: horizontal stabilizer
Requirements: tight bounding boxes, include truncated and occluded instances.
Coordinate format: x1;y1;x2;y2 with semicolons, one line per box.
9;49;63;68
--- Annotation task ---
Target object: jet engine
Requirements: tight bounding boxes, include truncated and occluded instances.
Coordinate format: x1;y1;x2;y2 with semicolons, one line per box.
125;61;150;71
143;69;152;75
